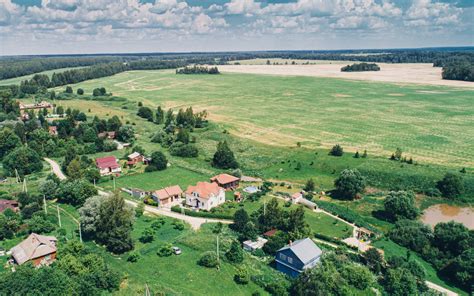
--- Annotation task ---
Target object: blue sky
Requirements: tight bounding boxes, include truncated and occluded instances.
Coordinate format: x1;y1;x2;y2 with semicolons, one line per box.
1;0;473;55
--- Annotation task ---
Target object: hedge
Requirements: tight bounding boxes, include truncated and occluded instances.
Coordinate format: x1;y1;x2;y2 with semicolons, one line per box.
314;200;379;234
171;206;233;220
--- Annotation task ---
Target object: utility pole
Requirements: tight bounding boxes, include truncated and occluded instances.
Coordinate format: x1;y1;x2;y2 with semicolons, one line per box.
15;169;20;183
216;235;220;270
145;283;151;296
22;178;28;193
43;195;47;215
79;223;83;243
57;205;62;228
113;176;116;191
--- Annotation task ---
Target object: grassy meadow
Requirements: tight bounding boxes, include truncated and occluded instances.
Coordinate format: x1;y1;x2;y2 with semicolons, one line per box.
53;69;474;167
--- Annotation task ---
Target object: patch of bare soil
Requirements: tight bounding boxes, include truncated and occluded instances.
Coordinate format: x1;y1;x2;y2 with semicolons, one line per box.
333;94;352;98
387;93;405;96
218;62;474;88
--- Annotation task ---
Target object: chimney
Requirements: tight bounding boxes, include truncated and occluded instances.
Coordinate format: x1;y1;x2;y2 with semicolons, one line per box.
289;240;292;246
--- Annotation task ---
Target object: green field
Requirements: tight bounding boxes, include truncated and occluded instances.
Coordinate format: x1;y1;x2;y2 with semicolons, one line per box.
55;70;474;167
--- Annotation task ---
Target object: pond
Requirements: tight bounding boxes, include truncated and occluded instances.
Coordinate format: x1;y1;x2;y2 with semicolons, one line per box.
421;204;474;229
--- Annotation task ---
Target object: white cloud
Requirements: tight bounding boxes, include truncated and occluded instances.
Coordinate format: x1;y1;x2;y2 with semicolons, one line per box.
225;0;260;15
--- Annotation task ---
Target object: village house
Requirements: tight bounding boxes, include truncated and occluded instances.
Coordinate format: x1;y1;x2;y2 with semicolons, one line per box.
152;185;183;207
98;131;116;139
95;156;121;176
291;191;303;204
131;188;147;199
210;173;240;190
10;233;57;267
127;152;144;167
0;199;19;213
48;126;58;136
185;182;225;211
275;238;322;278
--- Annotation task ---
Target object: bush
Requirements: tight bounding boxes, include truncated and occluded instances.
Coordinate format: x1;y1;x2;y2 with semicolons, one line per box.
225;240;244;263
171;206;233;220
172;221;185;231
139;227;155;243
234;268;250;285
127;252;140;262
329;144;344;156
436;172;464;199
169;142;199;157
157;244;173;257
198;251;219;268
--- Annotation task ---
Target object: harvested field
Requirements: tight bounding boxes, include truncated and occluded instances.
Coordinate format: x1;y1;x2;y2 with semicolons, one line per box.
218;62;474;88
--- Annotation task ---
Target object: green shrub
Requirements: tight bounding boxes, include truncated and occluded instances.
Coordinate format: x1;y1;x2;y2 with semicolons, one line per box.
171;206;233;220
127;252;140;262
234;267;250;285
198;251;219;268
157;244;173;257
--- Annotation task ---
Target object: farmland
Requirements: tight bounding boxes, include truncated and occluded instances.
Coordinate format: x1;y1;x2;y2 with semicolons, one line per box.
55;69;474;167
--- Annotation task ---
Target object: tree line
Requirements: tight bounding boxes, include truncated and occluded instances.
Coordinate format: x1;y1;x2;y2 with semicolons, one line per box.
176;66;220;74
341;63;380;72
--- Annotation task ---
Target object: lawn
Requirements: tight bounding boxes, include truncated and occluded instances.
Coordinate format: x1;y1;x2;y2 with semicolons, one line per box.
94;215;286;295
372;239;467;296
100;166;208;191
55;69;474;167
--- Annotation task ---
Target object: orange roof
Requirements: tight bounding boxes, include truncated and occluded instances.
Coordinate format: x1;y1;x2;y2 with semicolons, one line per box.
186;182;222;199
153;185;183;200
210;173;240;185
292;192;303;199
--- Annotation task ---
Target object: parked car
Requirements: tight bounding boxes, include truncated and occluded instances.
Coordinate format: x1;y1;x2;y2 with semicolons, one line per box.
172;246;182;255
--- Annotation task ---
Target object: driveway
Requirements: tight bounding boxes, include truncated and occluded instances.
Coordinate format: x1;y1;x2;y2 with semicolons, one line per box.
44;158;66;180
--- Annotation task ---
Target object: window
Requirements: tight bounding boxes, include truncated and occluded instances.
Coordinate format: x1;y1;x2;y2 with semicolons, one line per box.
280;254;287;261
287;257;293;264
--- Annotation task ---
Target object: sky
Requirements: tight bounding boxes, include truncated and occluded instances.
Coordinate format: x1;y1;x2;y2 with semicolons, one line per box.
0;0;473;55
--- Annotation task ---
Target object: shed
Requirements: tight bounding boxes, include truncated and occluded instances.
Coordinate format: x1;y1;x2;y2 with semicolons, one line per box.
275;238;322;278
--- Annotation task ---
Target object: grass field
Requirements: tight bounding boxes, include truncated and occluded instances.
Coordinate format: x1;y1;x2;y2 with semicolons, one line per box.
55;70;474;167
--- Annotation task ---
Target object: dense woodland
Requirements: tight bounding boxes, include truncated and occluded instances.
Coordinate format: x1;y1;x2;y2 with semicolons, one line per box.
341;63;380;72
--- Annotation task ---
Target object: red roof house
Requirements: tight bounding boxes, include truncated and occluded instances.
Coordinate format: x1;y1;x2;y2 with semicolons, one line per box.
96;156;121;176
185;182;225;210
210;173;240;190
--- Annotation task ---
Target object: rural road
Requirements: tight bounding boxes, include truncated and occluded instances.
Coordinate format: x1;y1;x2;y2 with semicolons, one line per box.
44;157;232;230
44;158;67;180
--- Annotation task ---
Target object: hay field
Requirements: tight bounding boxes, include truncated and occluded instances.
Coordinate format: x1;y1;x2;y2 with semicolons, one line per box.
60;70;474;167
219;61;474;88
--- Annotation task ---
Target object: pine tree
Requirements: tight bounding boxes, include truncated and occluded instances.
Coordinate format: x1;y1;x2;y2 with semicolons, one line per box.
354;151;360;158
212;141;238;169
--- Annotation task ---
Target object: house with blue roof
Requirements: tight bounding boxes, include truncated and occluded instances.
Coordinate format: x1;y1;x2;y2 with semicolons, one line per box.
275;237;322;278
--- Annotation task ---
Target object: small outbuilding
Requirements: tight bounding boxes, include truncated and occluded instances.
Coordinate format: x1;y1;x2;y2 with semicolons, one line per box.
127;152;144;167
275;238;322;278
243;237;268;252
243;186;259;194
210;173;240;190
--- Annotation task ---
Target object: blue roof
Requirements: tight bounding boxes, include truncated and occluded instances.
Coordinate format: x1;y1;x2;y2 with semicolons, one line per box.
277;238;322;265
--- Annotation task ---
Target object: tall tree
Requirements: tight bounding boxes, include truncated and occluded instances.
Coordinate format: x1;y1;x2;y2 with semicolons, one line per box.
383;191;419;221
436;173;464;199
212;141;238;169
334;169;366;199
95;192;134;254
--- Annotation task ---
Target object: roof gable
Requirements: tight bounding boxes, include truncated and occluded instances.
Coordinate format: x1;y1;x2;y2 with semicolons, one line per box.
211;173;239;184
278;238;322;265
186;182;222;199
11;233;57;265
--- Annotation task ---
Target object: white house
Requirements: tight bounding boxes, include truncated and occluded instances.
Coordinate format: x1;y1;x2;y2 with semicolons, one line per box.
185;182;225;211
